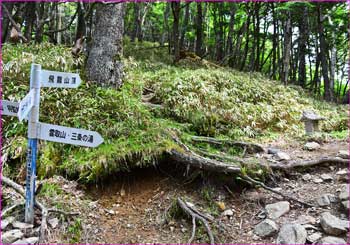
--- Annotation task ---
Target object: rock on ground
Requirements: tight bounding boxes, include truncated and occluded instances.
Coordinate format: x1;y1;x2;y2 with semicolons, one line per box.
318;236;347;244
276;224;307;244
254;219;279;237
1;216;15;230
307;232;322;243
302;173;312;181
316;194;331;207
339;190;349;201
1;229;24;244
12;237;39;244
275;152;290;161
337;150;349;159
265;201;290;219
12;221;34;229
320;212;349;235
341;200;349;213
320;174;333;182
304;142;320;151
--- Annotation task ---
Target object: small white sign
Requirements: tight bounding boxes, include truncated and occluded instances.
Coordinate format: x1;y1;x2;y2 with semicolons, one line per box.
1;100;19;116
38;122;104;147
18;90;35;122
41;70;81;88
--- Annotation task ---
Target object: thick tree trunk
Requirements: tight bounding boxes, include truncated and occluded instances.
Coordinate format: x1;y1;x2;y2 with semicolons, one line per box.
195;2;203;57
23;3;36;42
317;4;332;101
226;3;236;56
180;2;190;50
86;3;124;88
214;3;225;61
171;1;181;62
75;2;86;41
271;3;277;79
298;5;308;88
1;2;14;43
282;10;291;85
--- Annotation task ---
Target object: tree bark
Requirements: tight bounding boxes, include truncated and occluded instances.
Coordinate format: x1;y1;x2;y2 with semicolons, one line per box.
226;3;236;56
180;2;190;50
195;2;203;57
282;10;291;85
23;3;36;42
85;3;124;88
317;4;332;101
171;1;181;63
1;2;14;43
298;5;308;88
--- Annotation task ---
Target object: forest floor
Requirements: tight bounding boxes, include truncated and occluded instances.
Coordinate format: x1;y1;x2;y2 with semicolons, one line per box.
18;138;346;244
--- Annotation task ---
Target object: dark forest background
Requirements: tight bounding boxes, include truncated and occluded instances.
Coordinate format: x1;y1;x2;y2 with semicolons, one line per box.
2;1;349;103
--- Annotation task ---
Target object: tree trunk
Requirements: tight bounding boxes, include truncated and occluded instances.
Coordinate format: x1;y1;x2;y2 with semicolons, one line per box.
1;2;14;43
75;2;86;41
282;10;291;85
171;1;181;63
298;5;308;88
86;3;124;88
317;4;331;101
214;3;225;61
240;5;251;71
271;3;277;79
195;2;203;57
226;3;236;56
23;3;36;42
180;2;190;50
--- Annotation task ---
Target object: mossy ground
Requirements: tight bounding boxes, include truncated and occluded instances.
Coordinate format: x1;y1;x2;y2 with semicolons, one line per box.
2;41;347;182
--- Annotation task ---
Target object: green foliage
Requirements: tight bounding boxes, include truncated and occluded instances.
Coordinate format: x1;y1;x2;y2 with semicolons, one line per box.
67;218;82;244
2;42;347;183
38;182;63;198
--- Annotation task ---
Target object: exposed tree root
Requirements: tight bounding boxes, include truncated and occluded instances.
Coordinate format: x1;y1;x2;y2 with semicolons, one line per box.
177;198;215;244
2;201;25;217
241;175;313;207
2;176;79;243
191;135;265;153
268;157;349;170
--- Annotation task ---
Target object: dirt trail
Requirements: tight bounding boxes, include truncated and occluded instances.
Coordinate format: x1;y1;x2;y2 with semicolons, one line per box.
75;139;349;244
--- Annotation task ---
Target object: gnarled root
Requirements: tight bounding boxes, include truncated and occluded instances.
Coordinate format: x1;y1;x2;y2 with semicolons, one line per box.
176;198;215;244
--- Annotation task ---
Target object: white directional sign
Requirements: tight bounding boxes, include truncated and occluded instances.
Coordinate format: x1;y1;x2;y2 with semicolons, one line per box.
1;100;19;116
38;122;103;147
18;89;35;122
41;70;81;88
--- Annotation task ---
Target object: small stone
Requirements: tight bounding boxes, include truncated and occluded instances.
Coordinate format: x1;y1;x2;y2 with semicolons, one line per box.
216;201;226;211
1;216;15;230
222;209;234;216
254;219;279;237
302;174;312;181
341;200;349;213
304;142;321;151
267;148;279;155
336;169;347;175
48;218;59;229
1;229;24;244
12;221;34;230
275;152;290;161
320;174;333;182
307;232;322;243
320;212;349;235
318;236;347;244
106;209;115;215
337;150;349;159
339;190;349;201
265;201;290;219
316;195;331;207
295;215;316;225
181;227;187;233
120;188;126;197
12;237;39;244
313;178;323;183
170;226;175;232
276;224;307;244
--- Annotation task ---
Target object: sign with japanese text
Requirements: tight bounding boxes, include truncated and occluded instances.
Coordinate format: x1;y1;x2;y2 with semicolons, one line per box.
38;122;104;147
18;89;34;122
41;70;81;88
1;100;19;116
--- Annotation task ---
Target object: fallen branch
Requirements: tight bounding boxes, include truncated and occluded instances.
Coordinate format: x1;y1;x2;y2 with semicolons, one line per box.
191;136;265;153
177;198;215;244
2;201;25;217
2;176;48;242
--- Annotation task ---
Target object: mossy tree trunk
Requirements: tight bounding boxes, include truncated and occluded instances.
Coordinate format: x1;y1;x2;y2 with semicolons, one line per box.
86;3;124;88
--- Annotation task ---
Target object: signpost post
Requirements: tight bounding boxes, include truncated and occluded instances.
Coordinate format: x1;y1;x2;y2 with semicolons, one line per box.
1;64;104;224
